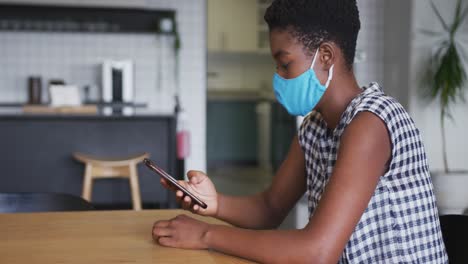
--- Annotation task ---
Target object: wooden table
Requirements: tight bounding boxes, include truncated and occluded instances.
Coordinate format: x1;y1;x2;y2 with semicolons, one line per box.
0;210;254;264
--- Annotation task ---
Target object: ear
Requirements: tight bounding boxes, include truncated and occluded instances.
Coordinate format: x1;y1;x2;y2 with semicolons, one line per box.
317;42;335;70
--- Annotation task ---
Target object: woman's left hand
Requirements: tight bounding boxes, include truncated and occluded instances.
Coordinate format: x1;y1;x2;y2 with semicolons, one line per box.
152;214;210;250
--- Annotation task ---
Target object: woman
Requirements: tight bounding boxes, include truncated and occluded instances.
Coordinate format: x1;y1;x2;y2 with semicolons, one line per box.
152;0;448;263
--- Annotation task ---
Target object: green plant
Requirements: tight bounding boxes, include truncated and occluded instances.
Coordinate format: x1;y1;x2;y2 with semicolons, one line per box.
422;0;468;173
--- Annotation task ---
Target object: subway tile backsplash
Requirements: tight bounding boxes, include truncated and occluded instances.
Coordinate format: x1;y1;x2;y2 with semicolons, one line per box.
0;31;177;112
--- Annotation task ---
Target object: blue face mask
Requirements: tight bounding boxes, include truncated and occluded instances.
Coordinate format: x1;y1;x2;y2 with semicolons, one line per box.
273;50;334;116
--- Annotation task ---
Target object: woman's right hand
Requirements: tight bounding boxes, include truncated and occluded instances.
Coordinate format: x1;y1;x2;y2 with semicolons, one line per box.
160;170;218;217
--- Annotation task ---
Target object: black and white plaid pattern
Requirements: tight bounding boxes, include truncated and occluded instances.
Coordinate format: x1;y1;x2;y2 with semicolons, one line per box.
299;83;448;263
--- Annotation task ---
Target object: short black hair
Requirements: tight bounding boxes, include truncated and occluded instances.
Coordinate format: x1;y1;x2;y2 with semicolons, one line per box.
264;0;360;70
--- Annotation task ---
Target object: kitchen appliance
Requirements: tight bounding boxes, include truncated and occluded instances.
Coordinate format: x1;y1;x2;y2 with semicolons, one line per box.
102;60;134;115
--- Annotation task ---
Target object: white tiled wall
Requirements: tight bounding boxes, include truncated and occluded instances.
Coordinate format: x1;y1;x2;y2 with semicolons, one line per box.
0;0;207;172
0;32;175;111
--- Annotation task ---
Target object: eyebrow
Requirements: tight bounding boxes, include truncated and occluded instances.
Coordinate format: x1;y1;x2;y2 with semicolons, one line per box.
273;49;290;59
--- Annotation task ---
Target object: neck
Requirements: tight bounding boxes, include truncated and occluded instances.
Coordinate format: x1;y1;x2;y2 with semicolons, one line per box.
316;72;362;130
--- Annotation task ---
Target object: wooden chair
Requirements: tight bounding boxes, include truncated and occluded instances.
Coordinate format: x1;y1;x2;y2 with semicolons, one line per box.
73;152;149;211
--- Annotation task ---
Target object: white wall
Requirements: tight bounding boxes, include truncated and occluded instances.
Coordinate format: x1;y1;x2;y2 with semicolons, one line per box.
409;0;468;171
0;0;207;172
354;0;413;110
382;0;412;109
355;0;385;88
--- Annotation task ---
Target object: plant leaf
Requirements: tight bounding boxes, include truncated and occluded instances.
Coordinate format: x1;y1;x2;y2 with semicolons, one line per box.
430;0;449;31
455;0;462;20
419;29;438;36
452;0;465;34
429;41;467;118
446;109;455;121
422;0;468;127
418;28;444;37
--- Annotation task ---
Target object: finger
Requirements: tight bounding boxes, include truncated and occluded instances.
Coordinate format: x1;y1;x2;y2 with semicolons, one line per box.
183;195;192;208
153;220;170;229
181;196;192;211
158;237;176;248
176;180;189;188
160;178;168;188
190;176;200;185
153;227;172;237
175;191;184;204
193;204;199;212
188;203;199;214
160;178;178;192
176;213;189;218
186;170;206;184
176;190;184;198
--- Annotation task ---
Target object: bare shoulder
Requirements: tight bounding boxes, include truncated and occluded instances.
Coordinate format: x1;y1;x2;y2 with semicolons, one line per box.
341;111;391;162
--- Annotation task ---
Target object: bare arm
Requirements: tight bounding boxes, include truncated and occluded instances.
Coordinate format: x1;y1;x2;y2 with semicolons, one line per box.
215;136;307;229
205;112;391;263
160;136;306;230
154;112;392;263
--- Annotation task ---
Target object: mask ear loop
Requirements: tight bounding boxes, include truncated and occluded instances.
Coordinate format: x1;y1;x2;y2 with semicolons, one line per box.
310;49;319;69
311;49;335;88
325;65;334;88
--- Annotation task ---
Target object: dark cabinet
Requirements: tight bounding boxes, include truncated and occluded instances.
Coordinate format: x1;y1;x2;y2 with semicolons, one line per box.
0;114;177;209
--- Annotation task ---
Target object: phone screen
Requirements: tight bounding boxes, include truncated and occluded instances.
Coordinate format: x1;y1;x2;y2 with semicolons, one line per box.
143;158;208;209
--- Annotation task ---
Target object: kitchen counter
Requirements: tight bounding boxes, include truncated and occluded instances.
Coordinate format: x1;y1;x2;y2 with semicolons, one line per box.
0;104;170;120
0;110;177;209
0;110;174;120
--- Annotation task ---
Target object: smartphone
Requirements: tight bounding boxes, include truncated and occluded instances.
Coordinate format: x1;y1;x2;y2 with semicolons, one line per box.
143;158;208;209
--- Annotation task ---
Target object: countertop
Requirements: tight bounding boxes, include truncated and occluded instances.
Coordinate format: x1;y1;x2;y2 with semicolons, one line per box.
0;106;175;120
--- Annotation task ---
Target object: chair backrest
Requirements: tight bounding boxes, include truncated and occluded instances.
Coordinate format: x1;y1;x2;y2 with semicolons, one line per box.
440;214;468;263
0;193;94;213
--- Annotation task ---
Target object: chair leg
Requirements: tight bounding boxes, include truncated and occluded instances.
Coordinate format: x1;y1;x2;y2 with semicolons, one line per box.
82;164;93;202
129;163;142;211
